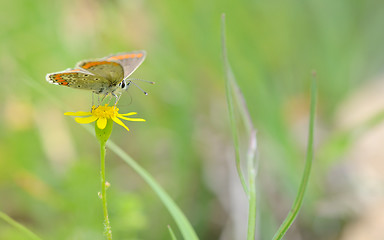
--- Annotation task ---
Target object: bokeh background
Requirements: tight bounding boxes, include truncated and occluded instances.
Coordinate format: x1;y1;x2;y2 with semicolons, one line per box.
2;0;384;239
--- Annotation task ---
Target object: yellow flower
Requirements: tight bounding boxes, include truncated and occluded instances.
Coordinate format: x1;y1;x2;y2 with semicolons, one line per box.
64;104;145;131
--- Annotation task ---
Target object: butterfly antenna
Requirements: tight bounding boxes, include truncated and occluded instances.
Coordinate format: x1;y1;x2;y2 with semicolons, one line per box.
128;81;149;95
127;78;155;85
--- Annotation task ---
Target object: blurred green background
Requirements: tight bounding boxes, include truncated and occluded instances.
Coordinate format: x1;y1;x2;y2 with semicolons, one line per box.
2;0;384;239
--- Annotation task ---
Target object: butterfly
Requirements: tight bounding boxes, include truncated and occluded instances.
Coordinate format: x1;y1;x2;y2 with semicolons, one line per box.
46;51;146;102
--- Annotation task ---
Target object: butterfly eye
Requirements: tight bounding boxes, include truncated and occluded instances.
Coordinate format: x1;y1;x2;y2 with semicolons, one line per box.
120;81;126;89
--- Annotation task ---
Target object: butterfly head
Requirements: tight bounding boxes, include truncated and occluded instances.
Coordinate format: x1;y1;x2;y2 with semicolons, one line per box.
118;79;131;90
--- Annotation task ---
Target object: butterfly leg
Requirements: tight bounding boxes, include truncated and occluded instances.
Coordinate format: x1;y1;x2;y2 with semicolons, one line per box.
112;92;122;106
91;92;95;111
100;94;109;105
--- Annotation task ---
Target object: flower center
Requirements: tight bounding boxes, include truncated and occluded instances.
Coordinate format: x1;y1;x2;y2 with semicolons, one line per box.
92;104;119;119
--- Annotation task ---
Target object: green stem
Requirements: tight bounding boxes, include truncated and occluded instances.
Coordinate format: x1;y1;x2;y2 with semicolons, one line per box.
0;211;41;240
100;141;112;240
246;131;257;240
272;73;317;240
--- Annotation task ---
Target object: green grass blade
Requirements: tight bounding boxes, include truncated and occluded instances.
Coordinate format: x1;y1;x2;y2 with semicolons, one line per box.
221;13;249;197
272;72;317;240
106;140;199;240
168;225;178;240
221;13;258;240
0;211;42;240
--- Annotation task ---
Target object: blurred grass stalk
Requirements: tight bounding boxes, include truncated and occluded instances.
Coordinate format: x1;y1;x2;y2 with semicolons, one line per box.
105;140;199;240
272;73;316;240
221;14;317;240
168;225;178;240
221;14;258;240
0;211;42;240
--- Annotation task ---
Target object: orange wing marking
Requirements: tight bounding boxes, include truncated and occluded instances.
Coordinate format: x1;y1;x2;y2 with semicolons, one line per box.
53;74;69;84
54;75;63;81
107;53;143;61
82;61;119;69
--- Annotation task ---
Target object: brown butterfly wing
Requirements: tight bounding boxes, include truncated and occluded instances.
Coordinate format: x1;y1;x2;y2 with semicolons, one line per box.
76;60;125;86
104;50;146;79
46;68;110;92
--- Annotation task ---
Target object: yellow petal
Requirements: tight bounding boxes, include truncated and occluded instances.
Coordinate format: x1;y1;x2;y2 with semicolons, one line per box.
118;112;137;116
65;111;92;116
75;115;98;124
97;117;107;129
112;117;130;131
118;116;146;122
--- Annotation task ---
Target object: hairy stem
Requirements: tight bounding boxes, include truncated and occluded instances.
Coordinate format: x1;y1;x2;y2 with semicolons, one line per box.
100;141;112;240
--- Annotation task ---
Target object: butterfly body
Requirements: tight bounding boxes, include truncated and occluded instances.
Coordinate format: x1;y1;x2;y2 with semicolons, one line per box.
46;51;146;96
